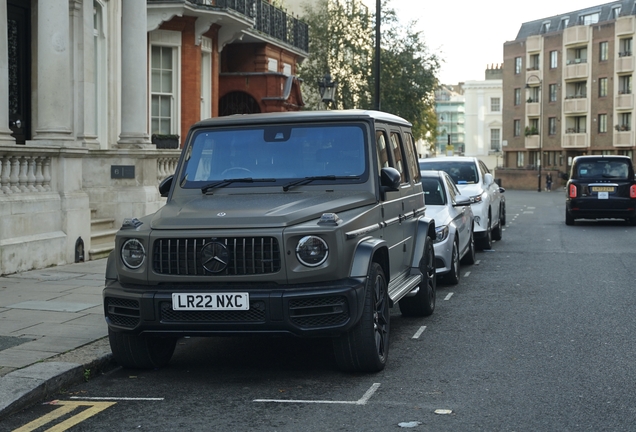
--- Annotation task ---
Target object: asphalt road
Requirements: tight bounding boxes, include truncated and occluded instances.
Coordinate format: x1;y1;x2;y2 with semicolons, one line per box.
5;190;636;431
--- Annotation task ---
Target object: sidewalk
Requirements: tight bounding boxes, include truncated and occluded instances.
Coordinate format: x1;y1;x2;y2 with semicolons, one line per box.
0;258;113;420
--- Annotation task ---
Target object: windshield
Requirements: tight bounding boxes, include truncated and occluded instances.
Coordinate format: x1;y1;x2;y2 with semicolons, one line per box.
181;123;367;188
419;161;478;184
576;159;631;180
421;178;446;205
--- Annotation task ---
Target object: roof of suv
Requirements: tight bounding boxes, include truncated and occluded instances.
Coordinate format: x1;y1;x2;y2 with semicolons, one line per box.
193;110;411;129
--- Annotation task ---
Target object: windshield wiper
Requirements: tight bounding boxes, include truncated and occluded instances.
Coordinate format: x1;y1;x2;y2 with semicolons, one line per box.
282;175;360;192
201;178;276;194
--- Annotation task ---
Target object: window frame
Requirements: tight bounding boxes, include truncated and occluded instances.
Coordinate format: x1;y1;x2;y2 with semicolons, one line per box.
149;30;182;137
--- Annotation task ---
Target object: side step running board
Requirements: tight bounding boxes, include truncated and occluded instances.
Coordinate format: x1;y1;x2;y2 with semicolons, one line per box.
388;274;422;306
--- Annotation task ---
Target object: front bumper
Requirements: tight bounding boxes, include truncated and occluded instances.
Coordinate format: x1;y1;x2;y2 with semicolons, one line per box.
103;278;367;338
433;237;452;275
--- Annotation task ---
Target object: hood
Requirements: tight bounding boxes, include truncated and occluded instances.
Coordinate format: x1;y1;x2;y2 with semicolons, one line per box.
150;190;377;230
424;205;452;226
455;183;484;197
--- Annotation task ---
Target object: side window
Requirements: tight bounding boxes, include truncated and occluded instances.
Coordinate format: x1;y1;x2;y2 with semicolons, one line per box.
389;132;407;183
402;132;421;183
376;130;390;172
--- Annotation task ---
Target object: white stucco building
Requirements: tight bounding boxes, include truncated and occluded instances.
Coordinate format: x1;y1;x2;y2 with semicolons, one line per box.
462;66;504;170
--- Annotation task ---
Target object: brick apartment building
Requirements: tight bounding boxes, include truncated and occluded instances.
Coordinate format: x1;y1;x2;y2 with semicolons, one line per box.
502;1;636;189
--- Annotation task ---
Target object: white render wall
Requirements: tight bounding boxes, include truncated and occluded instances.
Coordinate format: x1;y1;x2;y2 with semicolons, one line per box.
462;79;503;171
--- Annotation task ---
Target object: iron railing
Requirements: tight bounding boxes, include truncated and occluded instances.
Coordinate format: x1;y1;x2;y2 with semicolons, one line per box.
185;0;309;52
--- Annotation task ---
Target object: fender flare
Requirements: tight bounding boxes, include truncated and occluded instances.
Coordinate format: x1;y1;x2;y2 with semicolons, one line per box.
105;250;118;282
349;237;389;279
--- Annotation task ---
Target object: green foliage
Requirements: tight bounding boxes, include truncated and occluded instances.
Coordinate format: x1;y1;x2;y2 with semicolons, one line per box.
298;0;373;110
297;0;440;142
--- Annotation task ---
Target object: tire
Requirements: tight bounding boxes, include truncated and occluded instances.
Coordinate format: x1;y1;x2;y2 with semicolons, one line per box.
333;262;390;373
444;238;460;285
492;220;503;241
628;217;636;226
461;226;476;265
565;208;574;226
108;328;177;369
478;216;492;250
500;201;506;226
399;237;436;317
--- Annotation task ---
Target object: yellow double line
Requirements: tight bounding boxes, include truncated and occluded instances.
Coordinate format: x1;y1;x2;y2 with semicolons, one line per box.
13;400;116;432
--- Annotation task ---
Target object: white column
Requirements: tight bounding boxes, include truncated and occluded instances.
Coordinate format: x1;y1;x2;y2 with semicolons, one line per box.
34;0;73;142
0;1;16;144
118;0;150;148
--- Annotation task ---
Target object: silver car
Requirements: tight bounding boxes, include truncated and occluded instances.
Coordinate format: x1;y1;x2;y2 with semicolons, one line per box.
421;170;475;284
419;157;505;250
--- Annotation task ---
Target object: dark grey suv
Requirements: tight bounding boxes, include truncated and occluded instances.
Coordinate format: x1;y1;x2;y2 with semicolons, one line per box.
104;110;436;372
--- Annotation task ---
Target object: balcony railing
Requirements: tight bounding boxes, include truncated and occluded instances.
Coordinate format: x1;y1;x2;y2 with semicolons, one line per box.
189;0;309;52
619;51;633;57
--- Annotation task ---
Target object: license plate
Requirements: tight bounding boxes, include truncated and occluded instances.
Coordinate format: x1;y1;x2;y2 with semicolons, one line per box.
598;191;609;199
591;186;615;192
172;293;249;310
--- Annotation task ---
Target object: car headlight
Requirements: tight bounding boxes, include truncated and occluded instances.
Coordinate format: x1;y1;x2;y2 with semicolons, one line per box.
470;192;486;203
121;238;146;269
296;236;329;267
434;225;449;243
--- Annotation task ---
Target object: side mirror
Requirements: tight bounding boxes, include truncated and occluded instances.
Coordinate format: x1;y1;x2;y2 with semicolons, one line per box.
499;187;506;193
380;167;401;192
484;173;494;186
159;175;173;198
454;194;472;207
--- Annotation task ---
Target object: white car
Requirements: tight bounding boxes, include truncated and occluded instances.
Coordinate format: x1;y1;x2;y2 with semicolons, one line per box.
419;157;505;250
420;170;475;284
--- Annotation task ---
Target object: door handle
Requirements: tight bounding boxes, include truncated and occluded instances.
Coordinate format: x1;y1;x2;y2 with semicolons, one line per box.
10;119;21;128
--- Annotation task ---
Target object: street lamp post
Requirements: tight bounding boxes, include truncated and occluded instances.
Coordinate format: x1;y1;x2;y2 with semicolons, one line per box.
318;72;338;109
526;77;542;192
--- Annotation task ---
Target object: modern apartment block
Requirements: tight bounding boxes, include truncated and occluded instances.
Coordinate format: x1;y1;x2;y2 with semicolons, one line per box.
435;84;465;157
503;1;636;180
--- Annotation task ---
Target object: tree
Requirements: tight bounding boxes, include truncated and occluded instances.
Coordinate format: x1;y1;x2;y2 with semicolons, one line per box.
374;2;440;141
297;0;440;143
298;0;373;110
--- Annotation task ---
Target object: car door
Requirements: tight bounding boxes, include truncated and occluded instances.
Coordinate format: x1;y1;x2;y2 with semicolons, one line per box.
444;174;471;255
478;160;500;226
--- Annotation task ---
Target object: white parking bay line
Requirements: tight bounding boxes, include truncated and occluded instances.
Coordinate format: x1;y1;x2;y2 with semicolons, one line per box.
464;271;471;277
70;397;164;401
254;383;381;405
412;326;426;339
444;293;454;301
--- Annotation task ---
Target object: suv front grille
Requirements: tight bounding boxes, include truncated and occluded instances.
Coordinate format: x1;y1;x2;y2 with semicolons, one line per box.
153;237;281;276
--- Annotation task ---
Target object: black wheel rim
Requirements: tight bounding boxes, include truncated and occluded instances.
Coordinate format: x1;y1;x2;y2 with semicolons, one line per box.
452;242;459;275
426;242;436;306
373;273;389;360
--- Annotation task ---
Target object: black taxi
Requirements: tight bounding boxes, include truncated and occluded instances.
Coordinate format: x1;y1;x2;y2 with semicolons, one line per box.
565;155;636;225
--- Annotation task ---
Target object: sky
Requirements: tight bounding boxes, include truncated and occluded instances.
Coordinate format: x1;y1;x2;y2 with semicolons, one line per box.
359;0;616;84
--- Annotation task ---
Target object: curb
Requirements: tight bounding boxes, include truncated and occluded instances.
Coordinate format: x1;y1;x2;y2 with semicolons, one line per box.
0;346;113;421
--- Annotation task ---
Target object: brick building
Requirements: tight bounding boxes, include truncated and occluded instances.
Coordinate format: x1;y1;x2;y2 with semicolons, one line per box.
501;1;636;189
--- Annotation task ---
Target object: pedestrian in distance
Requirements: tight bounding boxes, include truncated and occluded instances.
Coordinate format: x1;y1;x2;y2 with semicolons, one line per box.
546;173;552;192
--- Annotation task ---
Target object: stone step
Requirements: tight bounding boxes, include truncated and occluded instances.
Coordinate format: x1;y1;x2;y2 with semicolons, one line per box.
91;217;115;232
91;228;118;247
88;243;115;261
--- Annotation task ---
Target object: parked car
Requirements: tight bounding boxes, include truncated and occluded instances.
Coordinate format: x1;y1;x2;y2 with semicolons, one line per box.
420;170;475;284
418;156;505;249
104;110;438;373
565;155;636;225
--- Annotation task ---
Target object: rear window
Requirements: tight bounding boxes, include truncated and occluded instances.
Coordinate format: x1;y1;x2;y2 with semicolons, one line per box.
575;159;631;180
419;161;477;184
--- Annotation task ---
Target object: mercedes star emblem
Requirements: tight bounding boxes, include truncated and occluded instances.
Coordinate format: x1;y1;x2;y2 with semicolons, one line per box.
200;242;230;273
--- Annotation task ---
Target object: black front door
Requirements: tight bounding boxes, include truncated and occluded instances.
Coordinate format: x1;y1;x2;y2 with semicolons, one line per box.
8;0;31;144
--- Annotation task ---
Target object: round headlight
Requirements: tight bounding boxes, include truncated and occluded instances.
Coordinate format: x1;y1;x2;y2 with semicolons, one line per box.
121;238;146;269
296;236;329;267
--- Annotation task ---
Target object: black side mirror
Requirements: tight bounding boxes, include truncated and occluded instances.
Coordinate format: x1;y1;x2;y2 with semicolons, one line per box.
159;175;173;198
380;167;401;192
